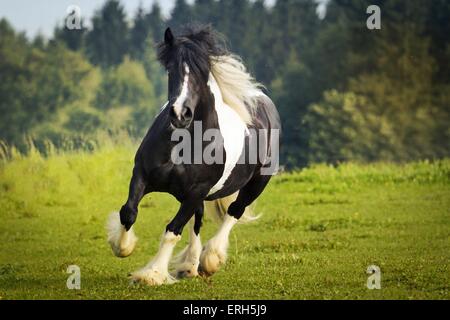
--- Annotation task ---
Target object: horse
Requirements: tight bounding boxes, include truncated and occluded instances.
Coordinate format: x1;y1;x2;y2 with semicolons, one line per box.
106;25;281;286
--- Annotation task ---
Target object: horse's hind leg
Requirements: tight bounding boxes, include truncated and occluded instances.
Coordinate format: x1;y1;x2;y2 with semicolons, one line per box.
107;166;146;257
172;205;204;279
227;173;271;220
199;173;271;276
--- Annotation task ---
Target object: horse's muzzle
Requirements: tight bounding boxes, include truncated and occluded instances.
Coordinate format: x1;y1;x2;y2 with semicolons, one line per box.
169;105;193;128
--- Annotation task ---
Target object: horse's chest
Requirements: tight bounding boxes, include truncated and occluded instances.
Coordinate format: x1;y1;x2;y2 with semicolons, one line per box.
207;102;248;196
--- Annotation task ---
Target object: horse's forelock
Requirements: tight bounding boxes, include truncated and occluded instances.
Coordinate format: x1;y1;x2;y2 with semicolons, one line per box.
157;24;227;74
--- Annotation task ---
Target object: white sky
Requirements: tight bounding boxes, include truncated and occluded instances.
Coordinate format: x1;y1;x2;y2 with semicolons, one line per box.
0;0;174;38
0;0;326;40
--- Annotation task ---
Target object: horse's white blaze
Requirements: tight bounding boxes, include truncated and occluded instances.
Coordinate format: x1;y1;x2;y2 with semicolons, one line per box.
130;231;181;285
200;214;237;275
207;73;248;195
173;63;190;118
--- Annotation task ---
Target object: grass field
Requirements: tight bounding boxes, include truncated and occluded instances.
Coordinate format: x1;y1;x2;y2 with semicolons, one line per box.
0;145;449;299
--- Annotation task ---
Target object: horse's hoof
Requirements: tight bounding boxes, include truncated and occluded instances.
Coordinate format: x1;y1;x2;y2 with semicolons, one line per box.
175;267;198;279
197;264;209;277
173;260;199;279
199;249;225;277
129;267;176;286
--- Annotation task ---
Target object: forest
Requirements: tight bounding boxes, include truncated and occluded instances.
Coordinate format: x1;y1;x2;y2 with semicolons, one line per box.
0;0;448;167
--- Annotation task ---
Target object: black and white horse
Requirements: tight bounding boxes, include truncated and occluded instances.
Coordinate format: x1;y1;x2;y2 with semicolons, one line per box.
107;26;281;285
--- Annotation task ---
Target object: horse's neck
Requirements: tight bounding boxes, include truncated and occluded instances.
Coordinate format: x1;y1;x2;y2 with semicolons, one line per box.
207;73;224;107
207;72;249;133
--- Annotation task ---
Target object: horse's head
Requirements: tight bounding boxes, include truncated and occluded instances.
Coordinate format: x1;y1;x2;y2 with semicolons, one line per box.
158;26;226;129
166;58;196;129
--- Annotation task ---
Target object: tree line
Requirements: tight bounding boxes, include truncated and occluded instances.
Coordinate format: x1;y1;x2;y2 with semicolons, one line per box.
0;0;448;167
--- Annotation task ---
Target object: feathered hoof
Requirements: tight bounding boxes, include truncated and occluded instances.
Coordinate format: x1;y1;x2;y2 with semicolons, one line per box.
174;262;199;279
106;212;137;258
130;267;177;286
198;247;226;277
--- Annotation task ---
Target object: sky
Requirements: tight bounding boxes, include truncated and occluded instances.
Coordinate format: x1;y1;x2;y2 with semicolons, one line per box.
0;0;329;40
0;0;175;38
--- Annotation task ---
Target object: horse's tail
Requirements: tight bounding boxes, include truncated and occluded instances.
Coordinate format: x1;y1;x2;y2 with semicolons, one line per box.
204;192;260;224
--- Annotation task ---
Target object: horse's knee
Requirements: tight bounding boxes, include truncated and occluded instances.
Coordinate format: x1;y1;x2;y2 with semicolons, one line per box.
120;204;137;231
227;201;245;219
167;210;200;236
166;221;184;236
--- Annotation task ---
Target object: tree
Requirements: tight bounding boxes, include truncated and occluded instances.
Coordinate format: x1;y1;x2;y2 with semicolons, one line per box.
53;18;86;51
305;90;394;163
130;5;150;60
94;57;158;135
142;36;167;105
192;0;218;25
347;0;449;160
146;2;165;44
169;0;193;31
215;0;249;56
86;0;129;67
0;18;100;149
0;19;30;144
1;0;448;164
246;0;272;83
271;53;316;167
95;57;155;110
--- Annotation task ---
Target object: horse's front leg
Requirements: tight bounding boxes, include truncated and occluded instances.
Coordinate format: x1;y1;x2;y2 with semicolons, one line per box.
130;199;201;286
172;204;204;278
107;166;146;257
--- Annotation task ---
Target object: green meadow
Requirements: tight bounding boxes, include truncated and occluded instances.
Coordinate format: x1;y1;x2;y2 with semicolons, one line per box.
0;145;449;299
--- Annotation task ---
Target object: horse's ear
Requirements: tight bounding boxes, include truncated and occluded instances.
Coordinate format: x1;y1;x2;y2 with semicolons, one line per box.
164;28;174;46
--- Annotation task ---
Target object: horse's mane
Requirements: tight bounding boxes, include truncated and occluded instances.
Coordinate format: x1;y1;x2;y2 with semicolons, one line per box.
157;25;264;125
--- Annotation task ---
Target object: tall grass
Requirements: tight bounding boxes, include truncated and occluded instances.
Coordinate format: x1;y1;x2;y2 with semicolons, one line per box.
0;130;137;163
1;139;448;228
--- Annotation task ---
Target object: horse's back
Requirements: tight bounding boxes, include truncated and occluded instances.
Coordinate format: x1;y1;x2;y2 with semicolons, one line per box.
253;94;281;132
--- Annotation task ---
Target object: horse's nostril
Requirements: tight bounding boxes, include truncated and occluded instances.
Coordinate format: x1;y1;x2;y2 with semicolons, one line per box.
182;107;192;119
169;106;192;128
